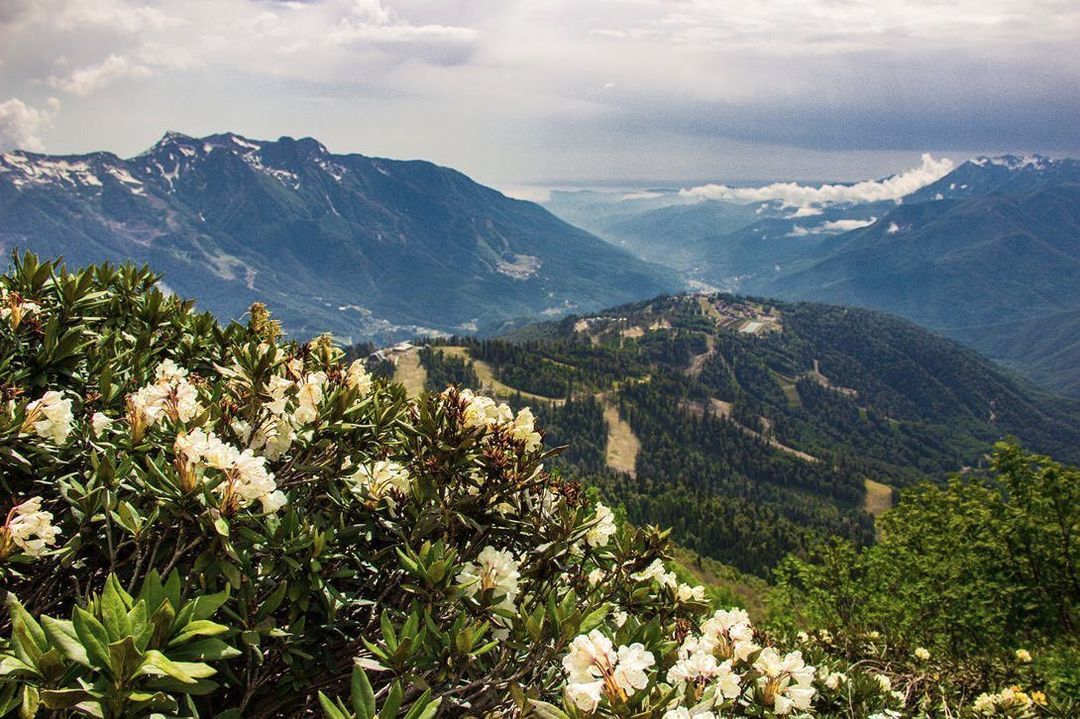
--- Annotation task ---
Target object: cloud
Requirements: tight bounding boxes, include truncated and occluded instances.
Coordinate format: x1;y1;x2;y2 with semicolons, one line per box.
822;217;877;232
787;216;877;237
681;154;954;207
0;97;60;151
47;54;154;96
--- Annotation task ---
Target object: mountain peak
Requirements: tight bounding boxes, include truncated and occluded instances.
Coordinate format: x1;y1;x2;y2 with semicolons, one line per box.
970;153;1055;171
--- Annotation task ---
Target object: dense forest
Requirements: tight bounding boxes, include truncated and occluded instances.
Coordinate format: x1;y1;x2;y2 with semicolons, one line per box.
410;293;1080;576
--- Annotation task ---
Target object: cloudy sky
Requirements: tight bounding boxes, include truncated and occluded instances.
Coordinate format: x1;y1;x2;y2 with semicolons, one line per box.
1;0;1078;190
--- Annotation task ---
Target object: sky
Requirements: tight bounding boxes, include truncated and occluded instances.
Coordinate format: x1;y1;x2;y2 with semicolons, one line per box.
1;0;1079;191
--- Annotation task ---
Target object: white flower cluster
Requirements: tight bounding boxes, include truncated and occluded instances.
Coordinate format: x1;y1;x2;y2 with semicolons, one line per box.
348;460;412;502
632;558;707;603
453;389;542;452
817;667;847;691
562;630;655;712
457;545;521;611
754;648;816;715
22;390;74;445
345;359;373;396
972;686;1039;715
174;428;286;513
127;360;202;439
0;288;40;330
586;502;618;548
0;497;61;559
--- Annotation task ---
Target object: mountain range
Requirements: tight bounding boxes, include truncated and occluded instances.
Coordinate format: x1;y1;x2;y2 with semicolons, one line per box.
544;155;1080;396
0;132;678;342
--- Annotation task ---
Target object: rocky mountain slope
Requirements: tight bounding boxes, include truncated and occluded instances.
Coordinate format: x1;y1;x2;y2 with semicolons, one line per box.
0;132;679;342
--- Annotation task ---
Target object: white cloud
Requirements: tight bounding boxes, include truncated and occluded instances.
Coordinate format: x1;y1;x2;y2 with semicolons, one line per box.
821;217;877;232
787;216;877;237
0;97;60;151
681;154;954;208
620;190;666;201
47;54;154;96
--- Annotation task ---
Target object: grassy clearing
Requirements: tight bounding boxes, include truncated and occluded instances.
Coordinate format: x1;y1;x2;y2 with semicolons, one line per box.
393;349;427;397
437;346;566;405
864;478;895;517
603;402;640;476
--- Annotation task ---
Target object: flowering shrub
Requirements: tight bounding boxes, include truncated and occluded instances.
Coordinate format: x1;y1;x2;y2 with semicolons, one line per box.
2;253;1067;718
0;253;807;718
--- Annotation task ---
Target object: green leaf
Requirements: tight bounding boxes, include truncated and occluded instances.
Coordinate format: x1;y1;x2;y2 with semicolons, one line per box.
100;575;133;641
18;684;38;719
136;650;197;684
39;689;95;710
72;607;112;672
40;617;90;668
527;700;571;719
350;664;376;719
107;637;143;681
378;682;402;719
402;693;441;719
317;692;349;719
168;638;241;662
168;620;229;646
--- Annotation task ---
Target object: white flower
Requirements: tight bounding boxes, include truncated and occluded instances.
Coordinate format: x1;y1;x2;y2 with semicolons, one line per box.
292;372;326;425
612;643;654;693
632;558;677;590
562;631;654;709
23;391;74;445
914;647;930;661
265;375;294;416
348;460;412;501
346;359;373;395
154;359;189;383
262;419;296;461
676;583;706;603
457;546;520;611
613;610;628;627
173;430;283;513
259;490;288;514
456;389;513;430
587;568;605;585
667;649;719;686
565;679;604;712
91;412;114;437
755;649;816;714
586;502;617;547
3;497;62;557
714;660;742;699
229;450;278;505
563;630;616;684
822;670;847;690
875;674;892;693
509;406;542;452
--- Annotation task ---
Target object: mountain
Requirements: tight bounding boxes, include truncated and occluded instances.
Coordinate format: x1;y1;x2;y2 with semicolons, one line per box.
544;155;1080;396
0;132;679;342
750;156;1080;394
402;293;1080;574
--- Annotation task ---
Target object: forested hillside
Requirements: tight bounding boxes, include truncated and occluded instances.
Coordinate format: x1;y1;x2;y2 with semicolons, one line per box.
411;294;1080;575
